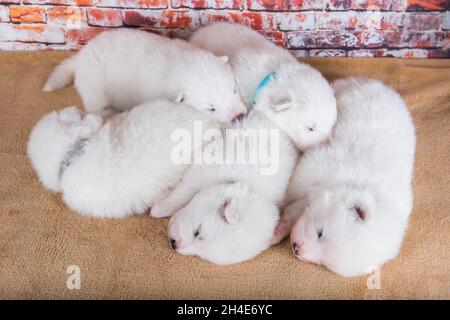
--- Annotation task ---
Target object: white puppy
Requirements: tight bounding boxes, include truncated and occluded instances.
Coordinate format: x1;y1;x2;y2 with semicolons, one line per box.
277;78;416;277
44;29;246;122
190;22;337;150
151;110;298;265
27;100;220;218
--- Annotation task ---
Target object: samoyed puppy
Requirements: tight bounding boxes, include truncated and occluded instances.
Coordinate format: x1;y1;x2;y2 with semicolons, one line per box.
43;29;246;122
190;22;336;150
27;100;220;218
151;109;298;265
276;77;416;277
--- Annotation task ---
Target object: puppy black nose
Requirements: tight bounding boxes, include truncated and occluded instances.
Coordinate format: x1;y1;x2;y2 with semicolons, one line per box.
170;238;177;250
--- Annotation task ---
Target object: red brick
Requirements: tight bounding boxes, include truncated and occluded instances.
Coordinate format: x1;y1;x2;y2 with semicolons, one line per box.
124;10;199;28
67;26;107;44
277;12;316;31
23;0;94;5
406;0;449;11
171;0;242;9
444;31;450;48
123;10;160;27
357;12;404;30
308;49;347;57
161;10;200;28
45;43;77;50
247;0;323;11
289;49;309;58
9;5;46;23
241;12;277;30
326;0;403;10
361;31;402;47
0;24;65;43
403;13;442;31
199;11;241;26
443;11;450;30
287;31;362;49
0;41;46;50
0;5;8;22
0;0;444;58
144;27;193;39
325;0;351;10
390;0;405;11
351;0;393;10
47;6;87;26
348;49;387;57
96;0;168;8
318;11;359;30
87;8;123;27
427;48;450;58
385;48;429;58
402;31;445;48
258;30;285;47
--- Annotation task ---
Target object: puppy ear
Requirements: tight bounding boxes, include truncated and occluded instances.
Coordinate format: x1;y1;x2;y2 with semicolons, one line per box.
175;93;185;103
351;192;374;224
220;198;238;224
219;56;229;64
270;94;292;112
353;204;372;223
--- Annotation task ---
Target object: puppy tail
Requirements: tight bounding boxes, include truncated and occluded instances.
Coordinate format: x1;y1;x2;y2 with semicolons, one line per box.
43;55;79;92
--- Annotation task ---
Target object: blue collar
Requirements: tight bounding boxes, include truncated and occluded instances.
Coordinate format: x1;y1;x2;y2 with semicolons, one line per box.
251;71;277;108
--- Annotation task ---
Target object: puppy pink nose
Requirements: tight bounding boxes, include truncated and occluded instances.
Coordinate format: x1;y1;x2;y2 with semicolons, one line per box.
292;242;303;257
168;223;182;250
232;112;246;123
321;134;332;145
169;237;185;251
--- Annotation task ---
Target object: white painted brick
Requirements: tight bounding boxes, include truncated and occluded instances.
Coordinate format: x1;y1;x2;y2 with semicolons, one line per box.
0;23;65;44
0;5;9;22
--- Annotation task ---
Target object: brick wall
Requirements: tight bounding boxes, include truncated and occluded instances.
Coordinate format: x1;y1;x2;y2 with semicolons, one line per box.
0;0;448;58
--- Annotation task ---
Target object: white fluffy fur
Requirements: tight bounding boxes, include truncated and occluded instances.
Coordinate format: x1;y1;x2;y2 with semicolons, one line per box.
27;100;220;218
43;29;246;122
276;77;416;276
190;23;337;150
151;110;298;265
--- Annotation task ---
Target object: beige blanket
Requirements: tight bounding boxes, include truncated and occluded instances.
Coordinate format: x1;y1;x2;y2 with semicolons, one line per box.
0;52;449;299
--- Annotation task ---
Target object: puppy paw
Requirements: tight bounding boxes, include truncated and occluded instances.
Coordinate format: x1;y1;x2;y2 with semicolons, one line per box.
270;218;292;245
150;203;173;218
83;114;104;133
58;106;81;124
67;113;103;139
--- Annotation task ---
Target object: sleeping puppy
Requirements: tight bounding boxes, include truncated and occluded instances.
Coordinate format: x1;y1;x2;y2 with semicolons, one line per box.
151;109;298;265
27;100;220;218
190;22;336;150
276;77;416;276
44;28;246;122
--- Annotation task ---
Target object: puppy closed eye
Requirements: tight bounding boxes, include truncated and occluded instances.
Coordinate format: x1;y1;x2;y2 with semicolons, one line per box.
306;124;316;133
317;229;323;239
208;105;216;113
193;225;203;240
